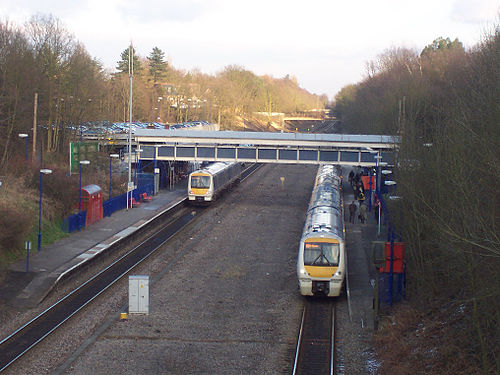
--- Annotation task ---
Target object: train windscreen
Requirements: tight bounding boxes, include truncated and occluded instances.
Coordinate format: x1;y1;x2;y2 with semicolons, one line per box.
304;242;340;267
190;175;211;188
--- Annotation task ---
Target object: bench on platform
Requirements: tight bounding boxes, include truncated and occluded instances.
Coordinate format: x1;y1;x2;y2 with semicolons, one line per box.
140;192;152;202
130;197;141;207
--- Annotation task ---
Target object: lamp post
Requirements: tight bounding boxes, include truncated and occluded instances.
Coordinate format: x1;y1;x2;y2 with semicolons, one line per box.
78;160;90;212
19;133;29;161
38;169;52;251
109;154;119;200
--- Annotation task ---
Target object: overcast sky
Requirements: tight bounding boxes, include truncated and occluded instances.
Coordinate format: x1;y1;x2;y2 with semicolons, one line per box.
1;0;499;99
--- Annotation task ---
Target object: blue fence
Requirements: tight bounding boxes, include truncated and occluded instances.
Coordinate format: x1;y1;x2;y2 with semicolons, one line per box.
378;272;405;305
102;182;154;218
61;211;87;233
103;193;127;217
62;173;155;233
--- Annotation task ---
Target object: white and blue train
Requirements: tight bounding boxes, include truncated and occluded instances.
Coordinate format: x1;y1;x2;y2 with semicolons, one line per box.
188;162;242;204
297;165;345;297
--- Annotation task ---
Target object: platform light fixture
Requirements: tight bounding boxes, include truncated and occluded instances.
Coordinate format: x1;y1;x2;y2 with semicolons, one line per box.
389;196;402;200
19;133;29;161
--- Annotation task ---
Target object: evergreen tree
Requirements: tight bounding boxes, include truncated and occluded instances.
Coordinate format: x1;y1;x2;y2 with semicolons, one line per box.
147;47;168;83
420;36;464;57
116;45;142;74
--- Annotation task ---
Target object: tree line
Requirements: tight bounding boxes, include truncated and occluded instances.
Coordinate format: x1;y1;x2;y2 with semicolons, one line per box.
0;14;325;171
333;32;499;373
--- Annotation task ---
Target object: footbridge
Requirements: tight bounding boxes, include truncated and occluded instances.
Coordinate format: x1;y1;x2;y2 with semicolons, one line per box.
132;129;399;166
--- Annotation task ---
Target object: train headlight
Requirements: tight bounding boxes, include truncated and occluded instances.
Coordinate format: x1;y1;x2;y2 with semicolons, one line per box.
298;268;308;278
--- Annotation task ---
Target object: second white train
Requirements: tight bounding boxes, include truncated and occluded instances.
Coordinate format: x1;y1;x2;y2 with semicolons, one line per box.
188;162;242;203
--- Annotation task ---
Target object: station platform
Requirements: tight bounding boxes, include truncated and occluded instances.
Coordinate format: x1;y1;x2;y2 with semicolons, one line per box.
0;180;187;310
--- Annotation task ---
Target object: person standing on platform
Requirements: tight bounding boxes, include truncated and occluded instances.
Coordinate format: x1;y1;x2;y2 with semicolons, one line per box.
359;202;368;224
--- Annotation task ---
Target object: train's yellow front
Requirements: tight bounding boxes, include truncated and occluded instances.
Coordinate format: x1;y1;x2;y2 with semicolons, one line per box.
188;171;213;202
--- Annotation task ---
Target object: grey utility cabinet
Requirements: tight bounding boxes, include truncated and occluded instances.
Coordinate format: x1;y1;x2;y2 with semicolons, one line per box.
129;275;149;314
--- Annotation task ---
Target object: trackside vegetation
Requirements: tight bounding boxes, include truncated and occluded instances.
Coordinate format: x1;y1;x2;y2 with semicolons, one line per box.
334;32;499;374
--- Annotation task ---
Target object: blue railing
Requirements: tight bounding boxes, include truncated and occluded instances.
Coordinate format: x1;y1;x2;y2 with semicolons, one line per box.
61;211;87;233
103;194;127;217
62;173;155;233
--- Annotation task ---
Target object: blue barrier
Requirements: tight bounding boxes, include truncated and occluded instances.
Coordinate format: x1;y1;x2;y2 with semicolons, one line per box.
103;193;127;217
137;173;154;188
102;183;154;218
378;272;405;305
62;211;87;233
62;173;156;232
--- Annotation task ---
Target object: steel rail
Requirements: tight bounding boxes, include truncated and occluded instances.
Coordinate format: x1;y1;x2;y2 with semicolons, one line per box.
292;299;336;375
330;303;336;375
292;304;307;375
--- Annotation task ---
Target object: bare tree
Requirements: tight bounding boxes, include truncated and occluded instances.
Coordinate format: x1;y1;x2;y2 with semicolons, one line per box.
0;21;35;169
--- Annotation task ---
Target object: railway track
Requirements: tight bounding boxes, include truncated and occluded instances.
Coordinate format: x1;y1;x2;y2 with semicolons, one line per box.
0;164;261;373
292;298;336;375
